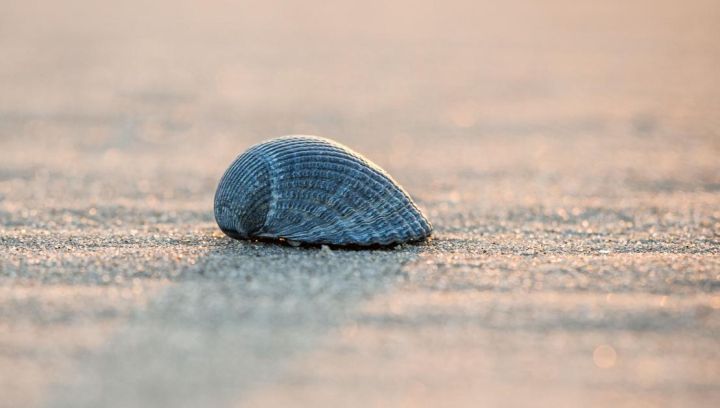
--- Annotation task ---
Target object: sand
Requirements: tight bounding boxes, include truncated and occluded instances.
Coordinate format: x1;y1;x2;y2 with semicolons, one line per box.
1;0;719;406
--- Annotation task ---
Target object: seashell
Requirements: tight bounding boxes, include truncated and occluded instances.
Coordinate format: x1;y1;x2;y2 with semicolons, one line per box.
213;135;432;246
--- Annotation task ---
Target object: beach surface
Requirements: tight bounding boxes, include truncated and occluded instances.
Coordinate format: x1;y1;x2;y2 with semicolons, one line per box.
1;1;719;406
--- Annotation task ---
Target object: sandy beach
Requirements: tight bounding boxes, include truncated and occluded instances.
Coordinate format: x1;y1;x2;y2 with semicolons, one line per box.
1;0;719;406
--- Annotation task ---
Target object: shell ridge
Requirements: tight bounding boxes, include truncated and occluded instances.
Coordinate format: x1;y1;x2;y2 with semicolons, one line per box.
274;171;415;239
271;158;423;241
260;136;392;178
234;150;271;235
214;146;272;236
263;194;351;240
274;165;411;214
258;147;281;237
260;205;348;243
261;138;406;204
266;196;398;244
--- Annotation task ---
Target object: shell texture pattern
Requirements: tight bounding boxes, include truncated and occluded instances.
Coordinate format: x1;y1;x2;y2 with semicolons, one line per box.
214;135;432;246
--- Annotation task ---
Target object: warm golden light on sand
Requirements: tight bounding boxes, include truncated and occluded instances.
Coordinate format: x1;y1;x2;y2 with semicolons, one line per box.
446;101;480;128
593;345;617;369
710;296;720;310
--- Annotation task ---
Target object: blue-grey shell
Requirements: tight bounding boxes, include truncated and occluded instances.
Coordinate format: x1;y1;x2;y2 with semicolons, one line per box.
213;135;432;246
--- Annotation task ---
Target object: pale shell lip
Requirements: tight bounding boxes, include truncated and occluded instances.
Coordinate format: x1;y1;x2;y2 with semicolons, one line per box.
214;135;433;247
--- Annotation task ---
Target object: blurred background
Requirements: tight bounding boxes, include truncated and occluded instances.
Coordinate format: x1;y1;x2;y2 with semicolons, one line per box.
3;0;718;198
1;1;719;407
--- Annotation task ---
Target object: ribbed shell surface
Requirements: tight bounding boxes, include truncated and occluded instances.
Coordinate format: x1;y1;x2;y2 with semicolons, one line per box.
214;136;432;246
